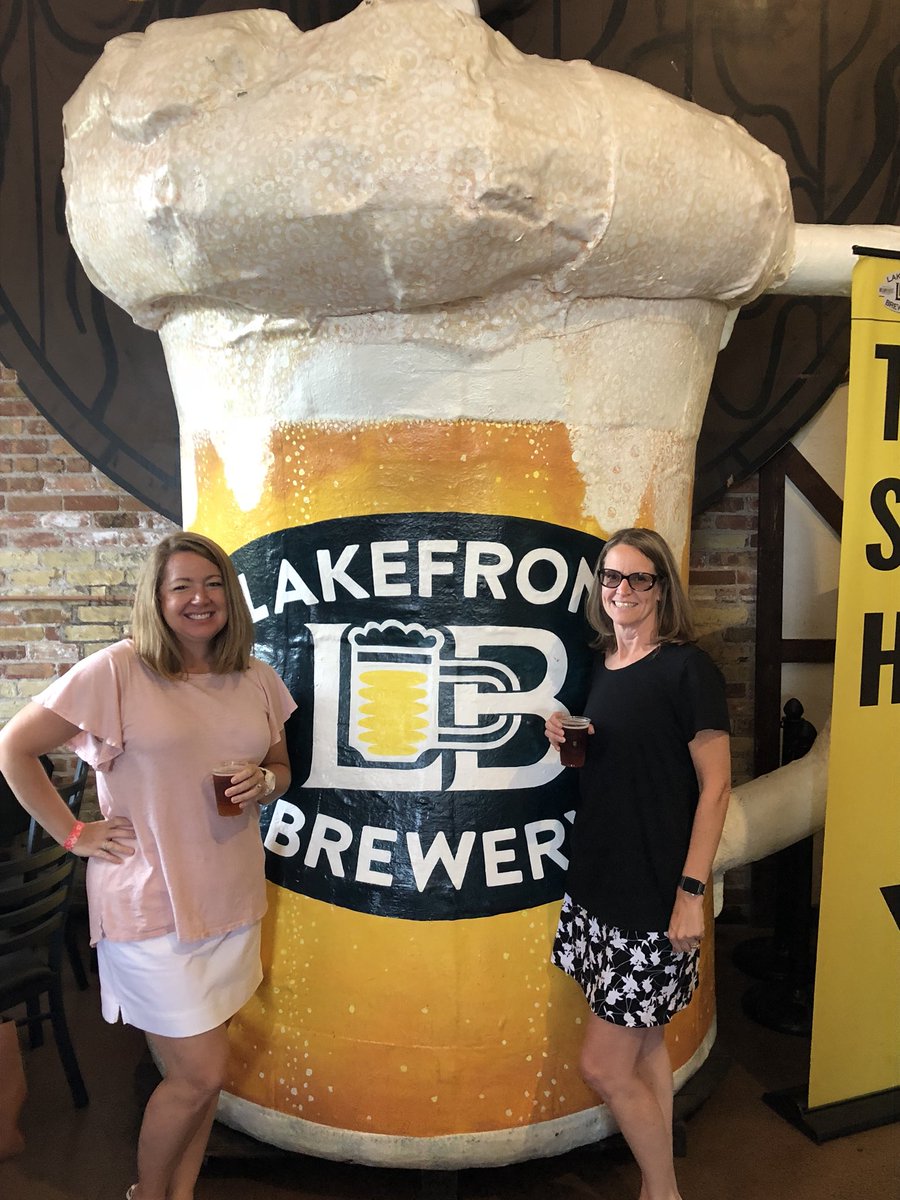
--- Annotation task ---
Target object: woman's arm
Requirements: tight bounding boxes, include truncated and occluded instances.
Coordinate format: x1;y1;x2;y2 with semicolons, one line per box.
260;736;291;803
0;703;134;860
666;728;731;952
222;731;292;811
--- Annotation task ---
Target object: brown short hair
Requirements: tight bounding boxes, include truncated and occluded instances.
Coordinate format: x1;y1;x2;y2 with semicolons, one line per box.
584;527;696;651
131;531;253;679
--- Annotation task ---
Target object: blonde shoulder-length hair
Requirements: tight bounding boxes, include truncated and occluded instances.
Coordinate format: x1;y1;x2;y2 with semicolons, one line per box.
584;527;696;652
131;531;253;679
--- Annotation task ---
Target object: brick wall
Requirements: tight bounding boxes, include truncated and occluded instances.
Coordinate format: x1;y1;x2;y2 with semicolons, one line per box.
689;483;758;915
0;366;177;786
1;370;758;904
689;482;758;788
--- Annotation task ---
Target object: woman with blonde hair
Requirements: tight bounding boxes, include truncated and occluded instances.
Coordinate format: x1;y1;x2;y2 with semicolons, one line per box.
546;527;731;1200
0;531;296;1200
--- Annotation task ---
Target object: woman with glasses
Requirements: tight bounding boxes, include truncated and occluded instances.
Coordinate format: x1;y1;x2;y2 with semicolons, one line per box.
545;526;731;1200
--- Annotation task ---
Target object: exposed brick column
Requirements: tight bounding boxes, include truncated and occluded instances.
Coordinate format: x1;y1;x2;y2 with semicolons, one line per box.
689;478;759;914
0;367;176;784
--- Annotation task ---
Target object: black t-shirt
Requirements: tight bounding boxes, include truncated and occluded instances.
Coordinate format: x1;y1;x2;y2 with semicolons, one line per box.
564;642;730;932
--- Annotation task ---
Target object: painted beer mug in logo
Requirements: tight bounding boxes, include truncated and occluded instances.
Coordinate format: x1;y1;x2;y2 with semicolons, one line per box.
348;622;523;764
350;624;442;763
62;0;793;1167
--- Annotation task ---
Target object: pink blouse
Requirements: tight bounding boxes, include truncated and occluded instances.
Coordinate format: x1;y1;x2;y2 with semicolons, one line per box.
36;640;296;945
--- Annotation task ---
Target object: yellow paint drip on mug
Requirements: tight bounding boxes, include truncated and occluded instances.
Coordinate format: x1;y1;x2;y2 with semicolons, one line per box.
190;419;605;550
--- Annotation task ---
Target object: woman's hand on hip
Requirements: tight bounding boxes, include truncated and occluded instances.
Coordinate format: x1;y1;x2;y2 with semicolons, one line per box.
74;817;135;862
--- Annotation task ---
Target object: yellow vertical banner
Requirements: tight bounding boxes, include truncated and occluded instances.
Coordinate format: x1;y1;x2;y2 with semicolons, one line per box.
808;250;900;1111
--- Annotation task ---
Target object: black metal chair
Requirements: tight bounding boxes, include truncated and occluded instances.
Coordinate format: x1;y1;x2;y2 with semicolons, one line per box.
0;761;90;1108
27;758;91;991
0;753;55;846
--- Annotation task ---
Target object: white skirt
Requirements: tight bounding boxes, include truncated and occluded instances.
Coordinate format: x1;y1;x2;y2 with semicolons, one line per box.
97;922;262;1038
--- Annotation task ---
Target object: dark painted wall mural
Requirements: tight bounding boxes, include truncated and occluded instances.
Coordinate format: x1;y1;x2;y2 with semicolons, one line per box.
0;0;896;520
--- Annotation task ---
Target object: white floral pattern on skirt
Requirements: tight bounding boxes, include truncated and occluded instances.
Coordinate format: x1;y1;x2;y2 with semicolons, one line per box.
551;893;699;1028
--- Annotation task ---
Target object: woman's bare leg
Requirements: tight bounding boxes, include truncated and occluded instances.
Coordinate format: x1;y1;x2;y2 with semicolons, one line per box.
131;1023;229;1200
163;1091;219;1200
637;1027;675;1149
634;1027;678;1199
580;1015;680;1200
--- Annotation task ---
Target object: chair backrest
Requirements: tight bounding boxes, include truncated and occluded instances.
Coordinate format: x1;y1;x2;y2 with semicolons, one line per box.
0;754;55;846
0;841;76;983
27;758;89;855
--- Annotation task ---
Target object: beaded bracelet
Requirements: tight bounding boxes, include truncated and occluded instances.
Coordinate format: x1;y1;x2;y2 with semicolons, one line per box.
63;820;85;851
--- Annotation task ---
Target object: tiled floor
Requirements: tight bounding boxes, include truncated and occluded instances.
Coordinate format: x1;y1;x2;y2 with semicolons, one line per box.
0;922;895;1200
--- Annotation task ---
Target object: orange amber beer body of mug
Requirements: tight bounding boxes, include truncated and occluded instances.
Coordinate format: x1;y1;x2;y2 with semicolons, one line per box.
185;412;717;1164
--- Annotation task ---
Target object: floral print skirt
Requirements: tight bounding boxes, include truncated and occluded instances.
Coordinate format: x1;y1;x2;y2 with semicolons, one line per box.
551;893;699;1028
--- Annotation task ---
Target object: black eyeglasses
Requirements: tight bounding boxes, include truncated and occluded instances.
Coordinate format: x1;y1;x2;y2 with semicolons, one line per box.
597;569;660;592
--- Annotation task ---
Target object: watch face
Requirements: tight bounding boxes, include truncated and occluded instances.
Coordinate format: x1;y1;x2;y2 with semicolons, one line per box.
680;877;705;894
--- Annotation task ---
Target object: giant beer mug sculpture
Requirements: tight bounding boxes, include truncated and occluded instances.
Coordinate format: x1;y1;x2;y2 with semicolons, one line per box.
64;0;820;1166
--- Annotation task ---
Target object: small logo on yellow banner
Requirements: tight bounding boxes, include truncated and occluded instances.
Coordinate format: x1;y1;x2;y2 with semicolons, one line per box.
877;269;900;314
